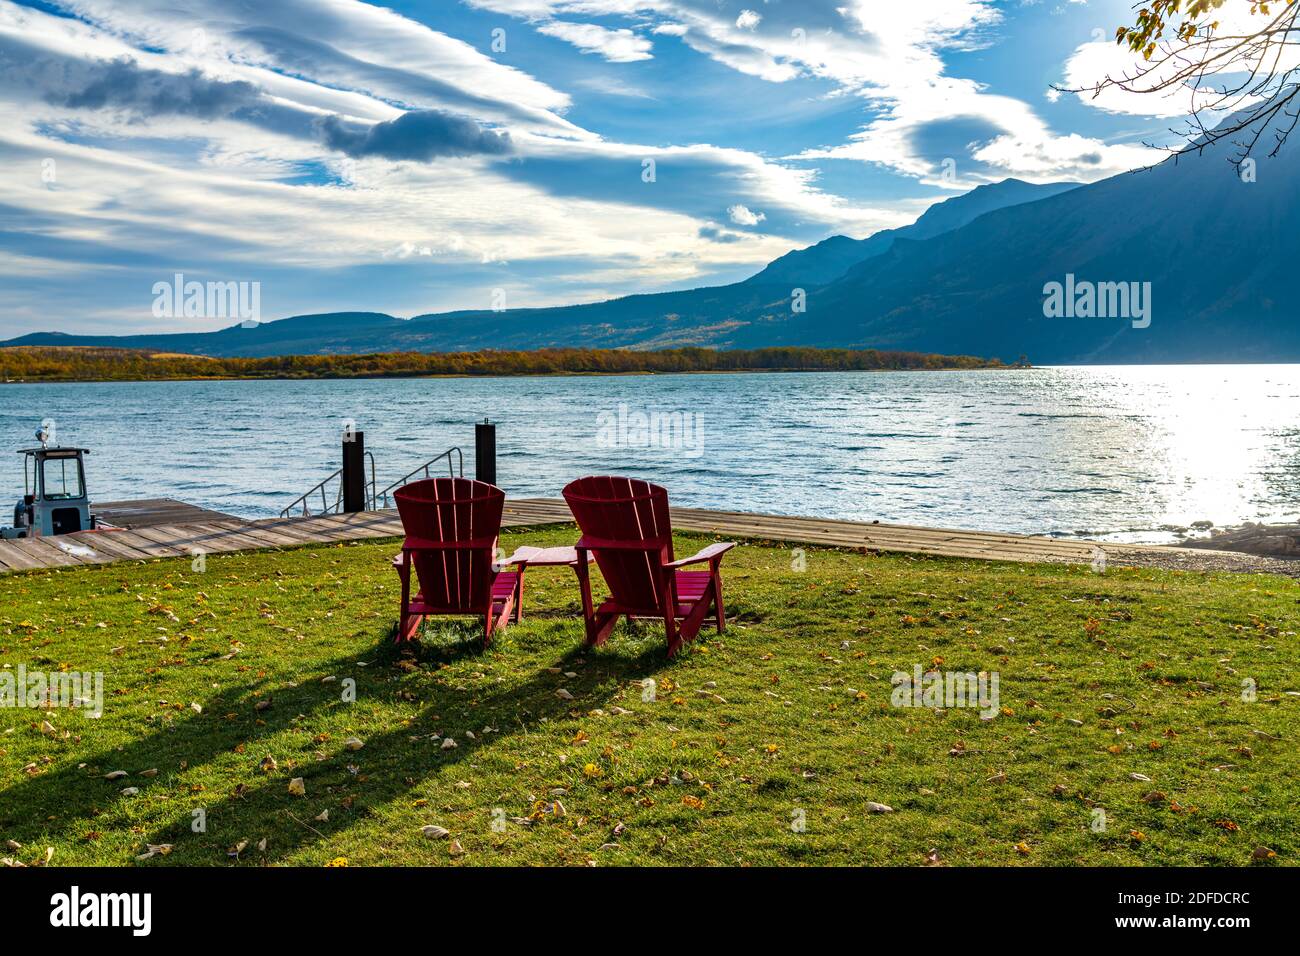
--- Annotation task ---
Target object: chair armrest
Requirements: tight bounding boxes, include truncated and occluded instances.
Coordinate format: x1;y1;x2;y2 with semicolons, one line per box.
402;535;497;552
502;545;545;566
664;541;736;569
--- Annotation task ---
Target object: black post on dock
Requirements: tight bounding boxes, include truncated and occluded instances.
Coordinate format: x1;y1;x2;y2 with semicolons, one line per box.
475;419;497;487
341;429;366;513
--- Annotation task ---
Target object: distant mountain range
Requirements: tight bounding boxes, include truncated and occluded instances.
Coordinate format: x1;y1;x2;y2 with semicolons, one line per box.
4;119;1292;363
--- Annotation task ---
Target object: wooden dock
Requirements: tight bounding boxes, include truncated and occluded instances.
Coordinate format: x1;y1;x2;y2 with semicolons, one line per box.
94;498;249;529
0;497;1270;576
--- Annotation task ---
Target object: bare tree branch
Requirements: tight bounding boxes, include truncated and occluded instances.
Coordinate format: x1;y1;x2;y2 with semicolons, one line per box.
1053;1;1300;169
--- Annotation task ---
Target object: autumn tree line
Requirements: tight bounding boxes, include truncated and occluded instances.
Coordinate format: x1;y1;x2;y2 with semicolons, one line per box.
0;346;1011;382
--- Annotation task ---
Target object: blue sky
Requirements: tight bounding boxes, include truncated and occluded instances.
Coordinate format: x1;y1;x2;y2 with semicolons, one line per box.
0;0;1187;337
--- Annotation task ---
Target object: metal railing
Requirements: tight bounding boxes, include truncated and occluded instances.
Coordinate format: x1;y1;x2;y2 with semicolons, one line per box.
279;451;377;518
279;446;464;518
375;447;463;508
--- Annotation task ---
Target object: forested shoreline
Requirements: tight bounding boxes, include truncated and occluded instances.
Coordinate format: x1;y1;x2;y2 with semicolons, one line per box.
0;345;1012;382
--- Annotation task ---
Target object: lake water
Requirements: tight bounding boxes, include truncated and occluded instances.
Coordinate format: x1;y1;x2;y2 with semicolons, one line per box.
2;366;1298;543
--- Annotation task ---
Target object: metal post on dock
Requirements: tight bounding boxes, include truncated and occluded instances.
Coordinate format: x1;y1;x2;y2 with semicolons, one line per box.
341;429;366;513
475;419;496;487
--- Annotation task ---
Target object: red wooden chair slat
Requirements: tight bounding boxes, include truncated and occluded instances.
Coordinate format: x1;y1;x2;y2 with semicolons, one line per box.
391;478;521;645
563;476;735;656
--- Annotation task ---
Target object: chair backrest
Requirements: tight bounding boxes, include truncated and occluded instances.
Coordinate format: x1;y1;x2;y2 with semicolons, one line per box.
563;476;674;613
394;477;503;611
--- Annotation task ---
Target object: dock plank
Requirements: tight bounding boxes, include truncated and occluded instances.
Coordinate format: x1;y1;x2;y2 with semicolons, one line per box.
0;496;1256;577
93;498;245;529
114;525;211;557
211;523;298;550
183;523;287;554
62;531;158;564
102;529;192;560
270;512;404;544
0;540;49;571
241;519;338;546
258;516;373;544
11;537;88;568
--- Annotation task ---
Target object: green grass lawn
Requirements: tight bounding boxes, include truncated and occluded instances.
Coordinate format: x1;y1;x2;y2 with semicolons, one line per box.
1;527;1297;867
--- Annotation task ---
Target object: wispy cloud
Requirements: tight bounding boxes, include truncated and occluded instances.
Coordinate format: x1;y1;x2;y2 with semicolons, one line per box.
536;20;653;62
0;0;1163;336
469;0;1159;184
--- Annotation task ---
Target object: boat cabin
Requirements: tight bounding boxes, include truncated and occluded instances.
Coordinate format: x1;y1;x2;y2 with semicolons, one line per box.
3;446;96;539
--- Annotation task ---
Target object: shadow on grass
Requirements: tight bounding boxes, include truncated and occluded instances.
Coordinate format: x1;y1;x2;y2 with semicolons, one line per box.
0;613;679;864
134;620;675;864
0;636;403;849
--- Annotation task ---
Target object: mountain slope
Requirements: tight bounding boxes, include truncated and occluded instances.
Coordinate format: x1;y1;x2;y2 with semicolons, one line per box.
0;179;1076;357
23;149;1281;365
751;119;1300;362
398;178;1082;352
1;313;406;356
742;179;1079;288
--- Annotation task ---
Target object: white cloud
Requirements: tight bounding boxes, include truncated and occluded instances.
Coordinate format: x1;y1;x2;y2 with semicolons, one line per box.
47;0;586;136
466;0;1003;89
466;0;1155;184
0;0;1177;335
0;109;808;308
0;0;923;336
572;74;654;98
728;203;765;226
795;75;1158;185
536;20;653;62
1058;40;1203;118
1056;6;1288;122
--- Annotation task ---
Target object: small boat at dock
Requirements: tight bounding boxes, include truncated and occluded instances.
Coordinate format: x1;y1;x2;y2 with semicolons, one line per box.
1;425;118;539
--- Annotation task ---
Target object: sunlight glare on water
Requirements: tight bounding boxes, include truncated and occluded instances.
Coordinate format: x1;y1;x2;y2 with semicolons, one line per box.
2;366;1298;543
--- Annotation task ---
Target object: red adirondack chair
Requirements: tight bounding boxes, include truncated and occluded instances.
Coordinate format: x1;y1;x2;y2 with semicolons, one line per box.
562;476;735;656
391;478;521;644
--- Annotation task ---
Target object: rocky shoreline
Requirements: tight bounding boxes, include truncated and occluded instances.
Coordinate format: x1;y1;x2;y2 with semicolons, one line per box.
1180;522;1300;559
1057;522;1300;577
1116;545;1300;577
